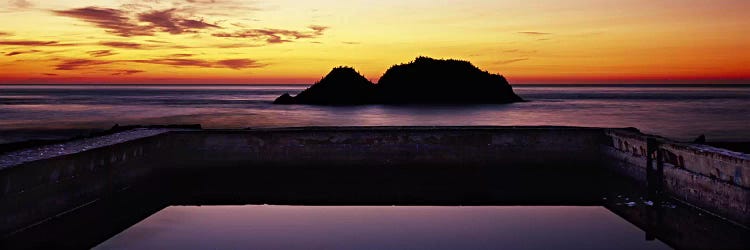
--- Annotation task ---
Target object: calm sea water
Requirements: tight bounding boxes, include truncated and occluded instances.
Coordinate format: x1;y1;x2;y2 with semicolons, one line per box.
96;206;669;250
1;84;749;143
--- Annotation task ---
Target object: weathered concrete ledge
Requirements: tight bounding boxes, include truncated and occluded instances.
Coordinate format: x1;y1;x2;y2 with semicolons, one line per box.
0;126;748;237
602;129;749;226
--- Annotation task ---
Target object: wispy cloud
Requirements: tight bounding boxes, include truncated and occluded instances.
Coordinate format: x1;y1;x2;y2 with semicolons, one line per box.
53;56;267;71
216;59;264;69
169;53;195;57
53;6;220;37
518;31;551;36
9;0;33;9
0;31;12;36
87;50;117;57
493;58;529;65
212;25;328;44
0;40;74;46
176;0;261;17
99;41;144;49
132;57;265;69
137;8;219;34
6;50;40;56
111;69;145;76
55;59;114;70
131;58;213;68
53;7;154;37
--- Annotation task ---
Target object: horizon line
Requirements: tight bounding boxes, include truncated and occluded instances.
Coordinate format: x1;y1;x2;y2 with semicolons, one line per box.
1;76;748;85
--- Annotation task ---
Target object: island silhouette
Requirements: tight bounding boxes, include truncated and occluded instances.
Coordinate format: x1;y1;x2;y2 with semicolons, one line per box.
274;57;524;105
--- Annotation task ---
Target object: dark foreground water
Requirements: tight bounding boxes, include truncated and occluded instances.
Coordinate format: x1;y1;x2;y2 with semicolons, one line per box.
1;84;749;143
96;206;669;250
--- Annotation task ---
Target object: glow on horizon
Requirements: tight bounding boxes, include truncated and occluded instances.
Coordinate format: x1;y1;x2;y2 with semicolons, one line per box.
0;0;748;84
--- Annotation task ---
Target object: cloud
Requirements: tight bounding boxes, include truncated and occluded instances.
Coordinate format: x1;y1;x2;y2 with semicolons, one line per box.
518;31;551;36
99;41;144;49
53;7;154;37
55;59;113;70
137;8;219;34
0;31;12;36
9;0;33;9
129;57;264;69
308;25;328;34
131;58;213;67
145;39;170;43
5;50;40;56
216;43;264;48
0;40;73;46
493;58;529;65
216;59;264;69
169;53;194;57
111;69;145;76
177;0;260;16
87;50;117;57
184;0;228;4
54;6;221;37
212;25;328;44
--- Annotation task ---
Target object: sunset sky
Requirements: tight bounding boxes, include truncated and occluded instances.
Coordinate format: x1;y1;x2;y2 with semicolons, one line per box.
0;0;748;84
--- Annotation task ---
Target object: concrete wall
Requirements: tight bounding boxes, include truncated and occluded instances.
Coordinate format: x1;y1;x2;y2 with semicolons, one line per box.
601;129;750;226
0;126;606;237
0;134;170;236
165;127;606;169
1;126;748;237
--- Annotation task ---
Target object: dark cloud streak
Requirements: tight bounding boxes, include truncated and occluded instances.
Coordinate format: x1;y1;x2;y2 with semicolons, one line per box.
137;8;219;34
493;58;529;65
53;6;220;37
111;70;145;76
53;56;266;70
87;50;117;57
0;40;74;46
99;41;144;49
216;59;264;69
212;25;328;44
6;50;40;56
54;7;154;37
55;59;114;70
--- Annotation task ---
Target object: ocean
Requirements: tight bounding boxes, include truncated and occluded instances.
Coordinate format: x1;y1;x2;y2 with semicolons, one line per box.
1;84;748;144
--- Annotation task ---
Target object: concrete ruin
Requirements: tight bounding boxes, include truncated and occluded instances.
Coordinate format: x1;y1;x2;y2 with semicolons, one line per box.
0;126;748;248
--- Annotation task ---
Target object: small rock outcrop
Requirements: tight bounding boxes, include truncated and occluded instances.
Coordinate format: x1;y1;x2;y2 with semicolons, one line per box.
274;67;375;105
274;57;524;105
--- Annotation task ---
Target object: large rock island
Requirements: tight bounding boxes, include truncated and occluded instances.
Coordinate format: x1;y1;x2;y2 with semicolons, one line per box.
274;57;524;105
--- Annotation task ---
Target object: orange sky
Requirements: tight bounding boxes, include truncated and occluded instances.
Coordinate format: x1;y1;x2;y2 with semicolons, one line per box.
0;0;748;84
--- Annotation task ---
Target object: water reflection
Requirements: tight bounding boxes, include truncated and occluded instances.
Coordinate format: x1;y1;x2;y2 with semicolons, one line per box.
97;206;670;250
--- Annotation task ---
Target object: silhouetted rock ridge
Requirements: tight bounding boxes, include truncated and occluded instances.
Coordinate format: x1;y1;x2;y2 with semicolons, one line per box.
274;67;375;105
274;57;523;105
